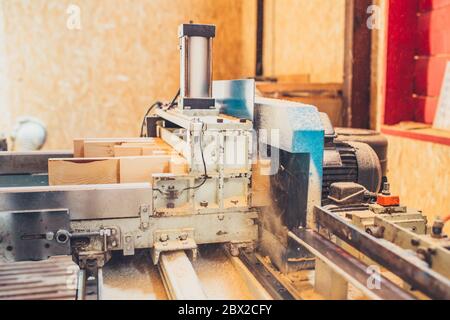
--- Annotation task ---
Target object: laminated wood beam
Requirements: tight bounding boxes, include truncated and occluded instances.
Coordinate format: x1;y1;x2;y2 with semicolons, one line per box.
81;138;165;158
49;154;188;186
169;156;189;175
113;145;144;157
119;156;172;183
48;158;119;185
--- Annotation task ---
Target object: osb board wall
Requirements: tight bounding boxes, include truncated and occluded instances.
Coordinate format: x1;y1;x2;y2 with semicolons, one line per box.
263;0;345;83
386;135;450;235
0;0;256;149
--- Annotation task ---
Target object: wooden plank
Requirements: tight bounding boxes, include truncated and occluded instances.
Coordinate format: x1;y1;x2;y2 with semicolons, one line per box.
276;74;310;83
119;156;171;183
73;139;85;157
83;141;115;158
381;124;450;145
169;156;189;175
113;145;143;157
280;95;343;127
256;82;342;95
48;158;119;185
81;138;164;158
114;142;175;157
142;146;176;156
120;141;168;147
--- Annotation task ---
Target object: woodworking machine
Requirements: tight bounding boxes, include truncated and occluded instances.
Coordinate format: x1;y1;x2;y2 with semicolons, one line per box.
0;24;449;300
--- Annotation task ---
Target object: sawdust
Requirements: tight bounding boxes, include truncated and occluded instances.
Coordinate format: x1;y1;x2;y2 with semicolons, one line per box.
192;245;255;300
101;246;259;300
102;251;167;300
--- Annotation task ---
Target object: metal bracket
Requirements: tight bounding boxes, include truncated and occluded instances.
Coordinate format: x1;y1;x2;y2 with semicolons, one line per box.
139;204;151;230
123;233;135;256
151;228;197;264
77;251;107;300
227;240;255;257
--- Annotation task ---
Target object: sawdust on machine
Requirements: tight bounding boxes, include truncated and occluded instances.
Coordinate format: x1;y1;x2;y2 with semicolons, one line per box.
102;251;167;300
192;245;255;300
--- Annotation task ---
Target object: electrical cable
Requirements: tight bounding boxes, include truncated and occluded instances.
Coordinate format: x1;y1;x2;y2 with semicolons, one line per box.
139;89;180;137
179;121;208;194
152;122;208;197
167;89;180;110
139;101;162;137
146;90;207;196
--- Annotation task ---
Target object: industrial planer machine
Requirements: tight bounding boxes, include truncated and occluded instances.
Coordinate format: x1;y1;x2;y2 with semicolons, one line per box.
0;24;449;300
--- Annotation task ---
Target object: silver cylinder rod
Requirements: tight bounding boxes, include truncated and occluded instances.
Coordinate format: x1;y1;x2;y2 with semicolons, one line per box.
187;36;210;98
178;23;215;110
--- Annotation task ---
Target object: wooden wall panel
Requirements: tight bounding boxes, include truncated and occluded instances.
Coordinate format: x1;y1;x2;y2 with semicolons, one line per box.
386;134;450;235
263;0;346;83
0;0;256;149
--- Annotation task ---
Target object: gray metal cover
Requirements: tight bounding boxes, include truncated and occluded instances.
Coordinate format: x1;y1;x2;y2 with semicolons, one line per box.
0;209;70;262
0;184;153;220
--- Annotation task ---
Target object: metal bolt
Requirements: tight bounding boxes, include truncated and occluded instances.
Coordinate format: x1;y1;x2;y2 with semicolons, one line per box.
179;233;188;241
218;214;225;221
55;230;70;244
111;240;117;247
160;234;169;242
432;217;444;238
230;246;240;257
126;236;132;242
382;182;391;195
46;232;55;241
200;201;209;208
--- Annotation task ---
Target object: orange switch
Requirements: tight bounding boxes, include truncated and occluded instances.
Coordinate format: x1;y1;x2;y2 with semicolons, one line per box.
377;194;400;206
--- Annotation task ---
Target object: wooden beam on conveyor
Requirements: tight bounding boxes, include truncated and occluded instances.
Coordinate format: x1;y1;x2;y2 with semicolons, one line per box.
158;251;207;300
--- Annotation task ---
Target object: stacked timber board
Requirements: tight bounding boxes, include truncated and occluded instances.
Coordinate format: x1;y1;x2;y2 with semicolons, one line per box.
48;138;188;186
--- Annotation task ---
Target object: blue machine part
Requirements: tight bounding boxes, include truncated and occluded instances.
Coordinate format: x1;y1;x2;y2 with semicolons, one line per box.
212;79;255;121
254;97;324;228
254;97;324;178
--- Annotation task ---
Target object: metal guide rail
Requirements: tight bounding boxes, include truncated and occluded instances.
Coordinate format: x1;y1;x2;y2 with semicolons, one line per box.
288;229;416;300
304;206;450;300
